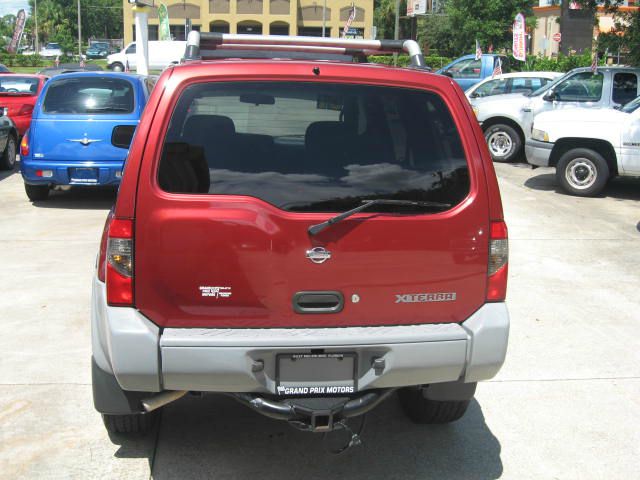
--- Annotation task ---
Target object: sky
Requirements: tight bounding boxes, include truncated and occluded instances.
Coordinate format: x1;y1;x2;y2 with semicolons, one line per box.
0;1;30;17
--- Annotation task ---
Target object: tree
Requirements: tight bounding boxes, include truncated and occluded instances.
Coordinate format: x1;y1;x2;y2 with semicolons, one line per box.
443;0;535;56
374;0;410;40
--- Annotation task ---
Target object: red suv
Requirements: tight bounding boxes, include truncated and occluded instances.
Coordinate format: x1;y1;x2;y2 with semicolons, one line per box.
92;33;509;440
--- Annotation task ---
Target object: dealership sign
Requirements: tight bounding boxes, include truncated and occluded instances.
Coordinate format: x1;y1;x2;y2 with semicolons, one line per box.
512;13;526;61
407;0;427;17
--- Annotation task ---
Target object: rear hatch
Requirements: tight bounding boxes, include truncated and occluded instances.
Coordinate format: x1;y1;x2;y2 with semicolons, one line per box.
135;77;490;328
31;75;139;163
0;76;38;119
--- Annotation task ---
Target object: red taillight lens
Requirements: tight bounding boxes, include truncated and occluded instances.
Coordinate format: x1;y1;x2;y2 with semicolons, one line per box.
20;133;29;157
106;218;134;306
18;104;34;116
487;221;508;302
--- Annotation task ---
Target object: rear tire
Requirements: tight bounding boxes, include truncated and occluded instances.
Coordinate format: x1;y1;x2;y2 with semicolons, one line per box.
398;388;470;424
0;135;16;170
102;411;158;434
24;183;50;201
110;62;124;72
556;148;609;197
484;123;522;163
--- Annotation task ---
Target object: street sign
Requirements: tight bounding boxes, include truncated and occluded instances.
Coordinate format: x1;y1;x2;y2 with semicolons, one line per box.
553;32;562;42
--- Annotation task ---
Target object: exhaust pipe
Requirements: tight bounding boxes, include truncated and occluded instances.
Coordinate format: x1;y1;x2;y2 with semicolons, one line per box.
142;390;188;412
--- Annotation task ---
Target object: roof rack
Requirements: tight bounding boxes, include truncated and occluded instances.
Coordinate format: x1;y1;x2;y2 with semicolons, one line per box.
184;31;426;68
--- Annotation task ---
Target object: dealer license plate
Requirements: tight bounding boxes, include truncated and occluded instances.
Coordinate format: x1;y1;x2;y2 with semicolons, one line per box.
276;353;357;396
69;167;98;183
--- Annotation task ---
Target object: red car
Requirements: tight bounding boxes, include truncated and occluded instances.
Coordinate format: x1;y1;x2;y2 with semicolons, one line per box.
0;74;48;137
91;33;510;443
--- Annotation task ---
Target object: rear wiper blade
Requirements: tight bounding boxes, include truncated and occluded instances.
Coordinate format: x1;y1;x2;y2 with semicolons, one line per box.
85;107;130;112
308;199;451;236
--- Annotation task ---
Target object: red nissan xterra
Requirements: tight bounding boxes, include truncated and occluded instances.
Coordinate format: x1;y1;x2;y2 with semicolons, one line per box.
92;33;509;442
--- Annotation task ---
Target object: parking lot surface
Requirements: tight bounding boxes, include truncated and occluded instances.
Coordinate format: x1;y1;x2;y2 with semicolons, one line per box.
1;163;639;479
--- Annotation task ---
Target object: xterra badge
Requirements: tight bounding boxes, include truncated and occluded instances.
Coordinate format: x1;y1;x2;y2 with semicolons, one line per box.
395;292;456;303
199;286;232;298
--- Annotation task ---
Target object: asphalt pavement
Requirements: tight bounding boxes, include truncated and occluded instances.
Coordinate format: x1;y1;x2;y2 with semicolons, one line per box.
1;163;639;479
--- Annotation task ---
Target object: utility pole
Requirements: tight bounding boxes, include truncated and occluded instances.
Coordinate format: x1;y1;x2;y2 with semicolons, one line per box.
322;0;327;37
77;0;82;58
34;0;39;53
394;0;400;65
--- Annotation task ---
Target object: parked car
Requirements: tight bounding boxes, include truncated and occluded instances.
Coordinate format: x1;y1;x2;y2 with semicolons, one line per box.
40;42;63;58
0;107;18;170
107;41;186;72
20;72;156;201
470;66;640;162
86;42;111;59
0;64;10;73
91;33;510;437
0;74;48;137
37;63;102;77
465;71;562;100
437;54;510;90
525;95;640;196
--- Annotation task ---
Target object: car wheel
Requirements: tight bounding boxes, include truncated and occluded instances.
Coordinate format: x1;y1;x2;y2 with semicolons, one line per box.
24;183;50;201
111;62;124;72
484;124;522;162
0;135;17;170
556;148;609;197
398;388;470;424
102;412;158;434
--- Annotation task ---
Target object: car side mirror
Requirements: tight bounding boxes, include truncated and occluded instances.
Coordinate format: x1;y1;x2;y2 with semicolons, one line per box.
0;107;7;116
543;90;556;102
112;125;136;149
470;91;479;98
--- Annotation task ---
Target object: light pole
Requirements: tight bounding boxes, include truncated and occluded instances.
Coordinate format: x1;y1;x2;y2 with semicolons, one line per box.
322;0;327;37
77;0;82;58
34;0;39;53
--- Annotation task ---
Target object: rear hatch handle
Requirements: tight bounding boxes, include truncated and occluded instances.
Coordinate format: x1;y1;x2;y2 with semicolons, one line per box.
308;199;451;236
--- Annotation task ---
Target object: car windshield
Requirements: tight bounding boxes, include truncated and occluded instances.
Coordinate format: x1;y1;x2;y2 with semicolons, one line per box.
527;71;572;97
43;77;134;114
620;95;640;113
158;82;470;212
46;43;60;49
0;76;39;95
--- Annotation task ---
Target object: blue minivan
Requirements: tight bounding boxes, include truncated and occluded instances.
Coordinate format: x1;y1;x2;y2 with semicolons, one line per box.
20;72;155;201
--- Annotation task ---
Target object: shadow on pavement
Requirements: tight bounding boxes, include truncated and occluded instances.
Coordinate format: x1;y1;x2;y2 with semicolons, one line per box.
111;393;503;480
524;172;640;201
0;168;16;182
30;187;117;210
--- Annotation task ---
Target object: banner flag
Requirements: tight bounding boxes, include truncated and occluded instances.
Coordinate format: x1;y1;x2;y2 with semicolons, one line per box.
513;13;527;61
7;9;26;54
158;4;171;41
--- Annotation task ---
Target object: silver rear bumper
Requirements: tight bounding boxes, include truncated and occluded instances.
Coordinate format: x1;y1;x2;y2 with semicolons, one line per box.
92;278;509;394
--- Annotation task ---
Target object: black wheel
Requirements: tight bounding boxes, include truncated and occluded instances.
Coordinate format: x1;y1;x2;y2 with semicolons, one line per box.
398;388;470;424
110;62;124;72
556;148;609;197
484;123;522;162
24;183;50;201
0;135;17;170
102;411;158;434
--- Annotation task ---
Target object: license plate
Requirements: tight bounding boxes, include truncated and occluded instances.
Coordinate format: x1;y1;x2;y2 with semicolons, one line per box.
276;353;357;396
69;167;98;183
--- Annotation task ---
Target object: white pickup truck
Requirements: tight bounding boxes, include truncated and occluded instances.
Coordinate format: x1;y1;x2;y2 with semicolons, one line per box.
525;95;640;196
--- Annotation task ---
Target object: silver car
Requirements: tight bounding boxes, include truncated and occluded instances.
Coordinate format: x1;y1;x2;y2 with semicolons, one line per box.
470;66;640;162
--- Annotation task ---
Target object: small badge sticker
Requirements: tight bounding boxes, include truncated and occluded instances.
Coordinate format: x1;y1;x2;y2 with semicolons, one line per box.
199;286;232;298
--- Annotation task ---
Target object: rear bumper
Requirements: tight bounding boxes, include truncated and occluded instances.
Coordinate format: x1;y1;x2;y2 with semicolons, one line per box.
92;278;509;395
525;139;554;167
21;159;123;186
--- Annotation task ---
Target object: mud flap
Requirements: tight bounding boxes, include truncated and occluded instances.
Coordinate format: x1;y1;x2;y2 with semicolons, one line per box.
91;357;150;415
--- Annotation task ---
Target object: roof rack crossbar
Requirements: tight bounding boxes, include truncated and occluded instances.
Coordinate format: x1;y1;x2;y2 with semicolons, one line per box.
184;31;425;67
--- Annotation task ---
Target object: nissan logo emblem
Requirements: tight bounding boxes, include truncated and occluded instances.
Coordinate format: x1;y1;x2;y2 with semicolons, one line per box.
305;247;331;264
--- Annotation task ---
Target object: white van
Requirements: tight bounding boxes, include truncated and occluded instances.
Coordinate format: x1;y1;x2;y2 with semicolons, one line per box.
107;41;186;71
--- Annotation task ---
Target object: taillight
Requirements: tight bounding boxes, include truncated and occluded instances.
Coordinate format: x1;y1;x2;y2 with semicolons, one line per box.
18;104;34;116
487;221;508;301
106;218;134;306
20;133;29;157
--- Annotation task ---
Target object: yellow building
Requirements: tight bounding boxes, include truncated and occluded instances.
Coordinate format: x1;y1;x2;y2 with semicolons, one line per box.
122;0;374;45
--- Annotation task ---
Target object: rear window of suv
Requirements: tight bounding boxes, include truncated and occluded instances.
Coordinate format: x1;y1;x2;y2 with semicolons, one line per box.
43;77;134;114
159;82;469;212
